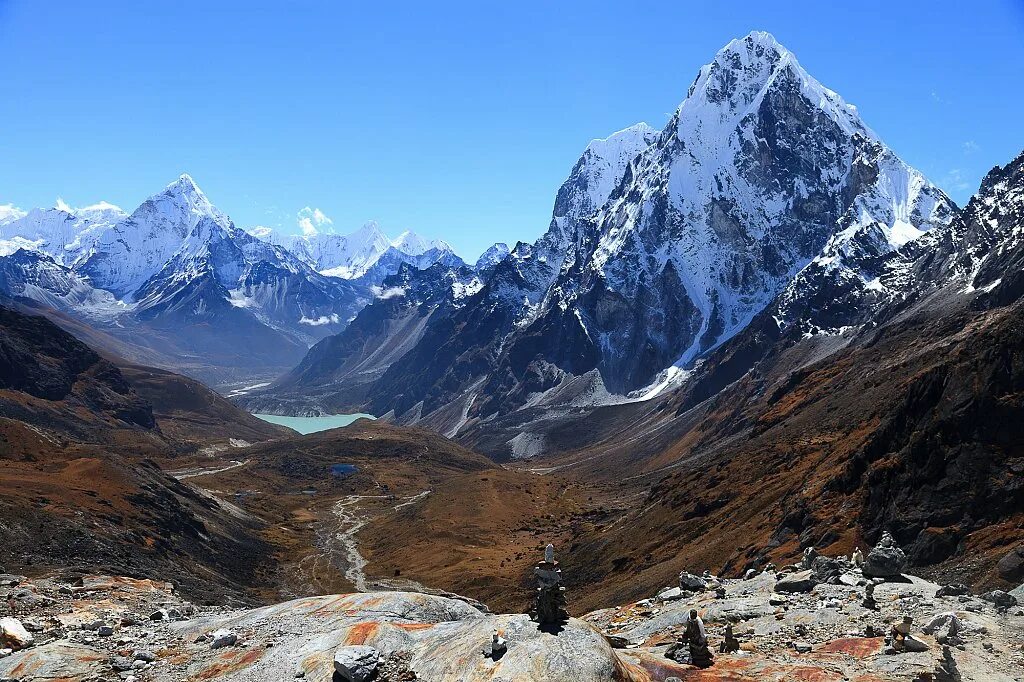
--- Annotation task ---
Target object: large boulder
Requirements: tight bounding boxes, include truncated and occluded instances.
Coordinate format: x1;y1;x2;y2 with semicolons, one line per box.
334;645;381;682
981;590;1018;611
997;545;1024;583
862;531;907;578
810;556;846;584
774;569;816;593
678;572;707;592
0;618;33;651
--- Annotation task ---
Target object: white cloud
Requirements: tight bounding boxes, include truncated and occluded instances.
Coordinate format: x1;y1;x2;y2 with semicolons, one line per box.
299;313;341;326
962;140;979;154
246;225;275;240
371;285;407;300
297;206;333;237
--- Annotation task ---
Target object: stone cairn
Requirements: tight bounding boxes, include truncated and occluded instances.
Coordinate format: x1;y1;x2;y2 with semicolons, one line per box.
667;609;714;668
532;543;568;626
861;580;878;610
718;623;740;654
684;609;714;668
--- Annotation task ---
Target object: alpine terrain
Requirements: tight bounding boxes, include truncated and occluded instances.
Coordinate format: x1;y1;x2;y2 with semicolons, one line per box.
0;177;459;387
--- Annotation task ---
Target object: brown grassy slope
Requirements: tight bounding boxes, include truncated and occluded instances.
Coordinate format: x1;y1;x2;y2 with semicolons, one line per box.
0;305;280;603
118;363;290;445
553;297;1024;611
357;467;622;613
191;420;506;599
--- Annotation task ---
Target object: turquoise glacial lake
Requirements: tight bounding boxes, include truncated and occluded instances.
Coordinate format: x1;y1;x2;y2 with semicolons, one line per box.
252;413;375;435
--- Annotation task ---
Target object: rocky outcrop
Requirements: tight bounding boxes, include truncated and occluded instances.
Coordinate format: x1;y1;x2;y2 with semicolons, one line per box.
7;561;1023;682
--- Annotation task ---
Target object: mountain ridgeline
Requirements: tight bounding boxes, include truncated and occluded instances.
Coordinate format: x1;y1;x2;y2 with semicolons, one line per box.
0;179;463;388
248;32;972;444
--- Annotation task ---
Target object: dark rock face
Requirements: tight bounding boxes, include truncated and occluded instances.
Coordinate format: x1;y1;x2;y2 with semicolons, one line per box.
0;305;154;428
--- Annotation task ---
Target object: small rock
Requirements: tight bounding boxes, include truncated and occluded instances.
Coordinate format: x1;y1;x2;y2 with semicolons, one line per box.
209;629;238;649
149;609;169;621
97;625;114;637
743;569;757;580
794;641;812;653
936;583;970;598
333;645;381;682
111;655;135;672
768;593;790;606
133;650;156;663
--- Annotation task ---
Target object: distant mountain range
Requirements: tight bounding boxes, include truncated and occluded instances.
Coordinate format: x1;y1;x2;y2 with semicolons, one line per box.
0;176;463;386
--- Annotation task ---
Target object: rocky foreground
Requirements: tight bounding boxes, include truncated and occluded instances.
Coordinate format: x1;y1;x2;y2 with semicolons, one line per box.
2;541;1024;682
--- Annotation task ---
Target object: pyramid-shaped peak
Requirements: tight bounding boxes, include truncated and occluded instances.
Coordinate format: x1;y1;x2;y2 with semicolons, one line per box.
674;30;868;145
720;31;789;59
165;173;205;196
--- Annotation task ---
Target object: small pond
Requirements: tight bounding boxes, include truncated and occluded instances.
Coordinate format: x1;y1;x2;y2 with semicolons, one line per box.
330;463;358;478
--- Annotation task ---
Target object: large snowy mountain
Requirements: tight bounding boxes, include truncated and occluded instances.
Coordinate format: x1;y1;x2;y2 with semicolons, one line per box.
250;32;965;439
0;176;458;386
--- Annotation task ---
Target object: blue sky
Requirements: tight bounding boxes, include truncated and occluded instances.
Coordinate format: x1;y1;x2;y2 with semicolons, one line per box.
1;0;1022;259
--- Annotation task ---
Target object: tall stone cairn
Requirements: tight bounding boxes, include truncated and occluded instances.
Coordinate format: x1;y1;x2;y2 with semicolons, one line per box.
532;543;568;625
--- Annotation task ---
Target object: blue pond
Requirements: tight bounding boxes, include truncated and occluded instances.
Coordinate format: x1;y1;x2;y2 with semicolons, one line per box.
330;463;358;477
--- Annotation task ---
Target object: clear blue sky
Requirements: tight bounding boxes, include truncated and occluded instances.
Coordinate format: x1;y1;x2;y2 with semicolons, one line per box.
2;0;1022;259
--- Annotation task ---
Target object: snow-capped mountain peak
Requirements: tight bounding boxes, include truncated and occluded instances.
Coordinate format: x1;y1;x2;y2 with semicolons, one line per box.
0;199;127;266
475;243;510;271
391;230;449;256
676;31;869;154
78;174;232;297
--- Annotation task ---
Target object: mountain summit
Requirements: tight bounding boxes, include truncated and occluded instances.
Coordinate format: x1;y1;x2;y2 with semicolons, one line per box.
261;32;956;438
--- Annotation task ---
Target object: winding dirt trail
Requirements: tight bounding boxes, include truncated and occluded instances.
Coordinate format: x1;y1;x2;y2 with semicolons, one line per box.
169;459;250;480
319;491;433;592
